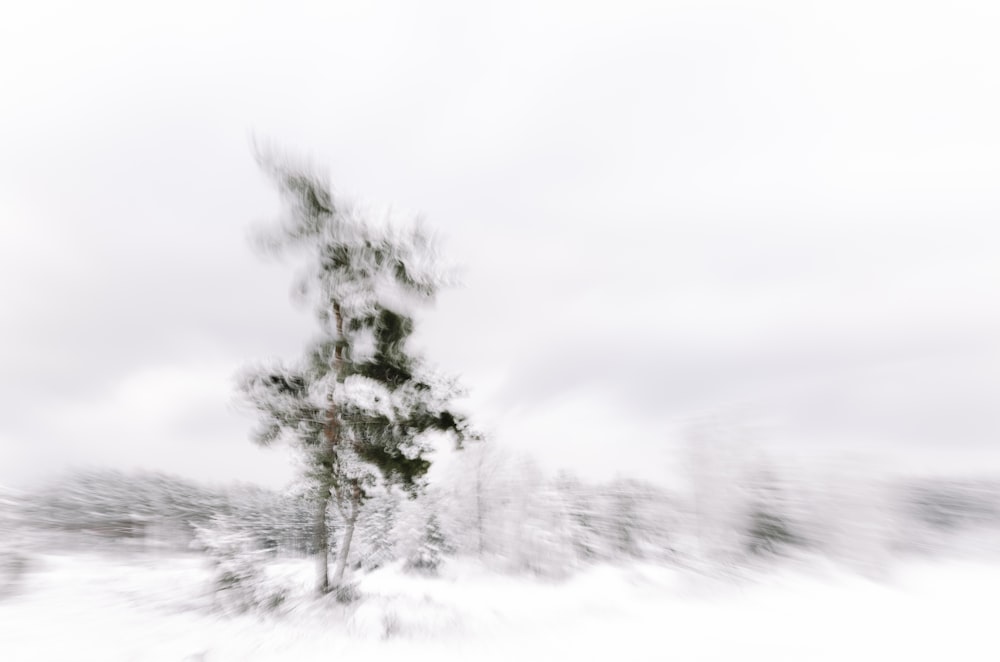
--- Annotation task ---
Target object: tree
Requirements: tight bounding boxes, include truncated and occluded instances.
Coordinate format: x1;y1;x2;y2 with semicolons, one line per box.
239;150;472;593
406;512;451;574
355;487;400;570
438;440;507;556
555;472;607;562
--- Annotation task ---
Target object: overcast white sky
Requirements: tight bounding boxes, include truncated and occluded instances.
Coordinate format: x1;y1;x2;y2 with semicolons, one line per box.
3;0;1000;490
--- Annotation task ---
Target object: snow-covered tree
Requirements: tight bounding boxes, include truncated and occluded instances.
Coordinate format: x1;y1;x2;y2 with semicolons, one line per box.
355;487;400;570
192;516;288;614
555;472;610;562
405;512;451;574
739;462;803;558
435;440;508;557
683;417;757;564
485;457;575;575
239;151;473;593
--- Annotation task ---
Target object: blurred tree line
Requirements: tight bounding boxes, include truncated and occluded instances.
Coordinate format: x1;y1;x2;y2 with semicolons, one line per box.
5;453;1000;579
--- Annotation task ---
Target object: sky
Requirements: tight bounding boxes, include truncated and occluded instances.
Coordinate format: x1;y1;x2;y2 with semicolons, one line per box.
2;0;1000;490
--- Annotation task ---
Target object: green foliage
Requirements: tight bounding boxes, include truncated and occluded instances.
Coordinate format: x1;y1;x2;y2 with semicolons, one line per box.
241;153;472;500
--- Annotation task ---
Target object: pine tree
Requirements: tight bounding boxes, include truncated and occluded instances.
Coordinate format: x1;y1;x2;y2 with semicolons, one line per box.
406;512;450;574
357;488;399;570
239;150;473;593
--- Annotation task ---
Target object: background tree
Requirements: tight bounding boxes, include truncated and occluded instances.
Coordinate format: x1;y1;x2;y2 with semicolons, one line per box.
438;440;507;557
239;150;473;593
355;487;400;571
412;513;449;572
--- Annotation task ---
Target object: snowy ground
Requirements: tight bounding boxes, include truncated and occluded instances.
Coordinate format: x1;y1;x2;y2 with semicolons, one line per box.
1;551;997;661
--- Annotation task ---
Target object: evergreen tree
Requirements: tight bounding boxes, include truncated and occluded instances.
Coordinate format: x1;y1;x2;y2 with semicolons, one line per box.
406;512;450;574
356;488;400;570
239;150;473;593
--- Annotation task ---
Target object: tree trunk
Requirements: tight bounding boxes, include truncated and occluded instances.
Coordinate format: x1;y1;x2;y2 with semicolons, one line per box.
331;496;358;588
317;300;345;594
314;487;331;594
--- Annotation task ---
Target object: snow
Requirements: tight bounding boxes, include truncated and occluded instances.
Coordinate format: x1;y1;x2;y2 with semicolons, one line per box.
338;375;396;420
2;551;997;661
